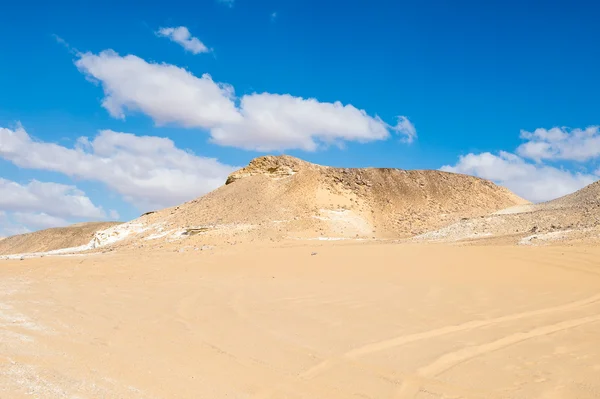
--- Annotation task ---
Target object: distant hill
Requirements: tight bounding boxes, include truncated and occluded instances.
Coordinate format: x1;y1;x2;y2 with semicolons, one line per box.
0;222;122;256
544;180;600;209
416;179;600;244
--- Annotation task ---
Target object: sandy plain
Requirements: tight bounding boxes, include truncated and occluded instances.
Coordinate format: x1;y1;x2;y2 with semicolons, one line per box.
1;241;600;398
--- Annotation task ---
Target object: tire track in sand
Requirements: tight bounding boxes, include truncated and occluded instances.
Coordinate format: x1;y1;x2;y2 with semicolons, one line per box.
253;292;600;398
395;313;600;398
301;292;600;378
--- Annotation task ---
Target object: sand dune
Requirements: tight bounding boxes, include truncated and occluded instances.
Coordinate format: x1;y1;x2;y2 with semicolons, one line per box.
2;242;600;398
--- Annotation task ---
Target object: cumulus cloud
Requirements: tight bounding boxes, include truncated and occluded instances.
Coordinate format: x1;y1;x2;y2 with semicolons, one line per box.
0;221;30;237
0;178;108;235
0;126;237;211
517;126;600;162
210;93;413;151
75;50;416;151
441;151;596;203
441;125;600;202
0;178;106;219
393;116;417;143
217;0;234;7
75;51;240;127
157;26;210;54
12;212;70;230
0;211;31;237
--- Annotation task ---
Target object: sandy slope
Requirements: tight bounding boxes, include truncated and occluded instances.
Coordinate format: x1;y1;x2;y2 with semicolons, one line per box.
2;241;600;398
0;222;121;256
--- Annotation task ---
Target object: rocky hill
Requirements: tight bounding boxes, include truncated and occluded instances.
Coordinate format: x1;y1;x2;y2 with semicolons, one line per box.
544;180;600;209
123;155;528;245
416;179;600;245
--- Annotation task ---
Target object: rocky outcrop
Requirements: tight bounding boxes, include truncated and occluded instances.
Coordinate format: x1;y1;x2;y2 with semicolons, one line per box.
225;155;308;184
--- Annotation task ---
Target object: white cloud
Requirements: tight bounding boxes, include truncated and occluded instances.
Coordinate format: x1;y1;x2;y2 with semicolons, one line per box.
75;50;416;151
75;51;240;128
108;209;120;220
0;218;30;237
393;116;417;143
0;178;107;235
271;12;278;22
441;151;596;203
157;26;210;54
217;0;234;7
0;211;31;237
517;126;600;162
210;93;414;151
0;178;106;219
12;212;70;230
0;126;237;211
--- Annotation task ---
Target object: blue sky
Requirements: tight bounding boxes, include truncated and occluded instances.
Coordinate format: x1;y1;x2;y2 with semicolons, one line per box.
1;0;599;235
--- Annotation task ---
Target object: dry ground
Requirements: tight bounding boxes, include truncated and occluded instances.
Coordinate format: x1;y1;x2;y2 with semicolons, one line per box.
1;241;600;398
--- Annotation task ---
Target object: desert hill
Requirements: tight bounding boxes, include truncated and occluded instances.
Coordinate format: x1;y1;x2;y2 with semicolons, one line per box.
0;156;530;255
123;155;528;245
417;179;600;244
544;180;600;209
0;222;121;256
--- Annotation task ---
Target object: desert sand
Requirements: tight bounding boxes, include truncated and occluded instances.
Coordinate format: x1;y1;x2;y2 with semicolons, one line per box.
2;156;600;398
2;241;600;398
